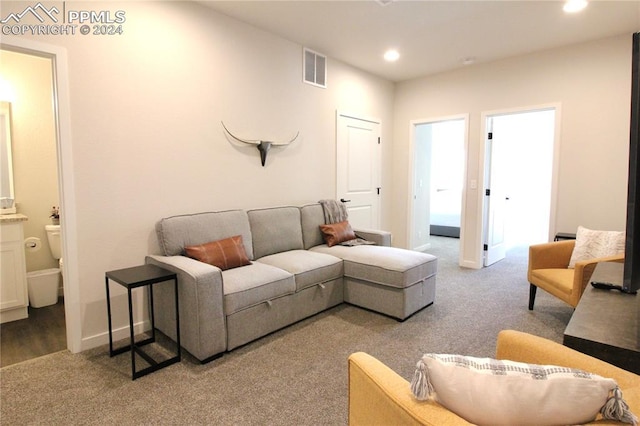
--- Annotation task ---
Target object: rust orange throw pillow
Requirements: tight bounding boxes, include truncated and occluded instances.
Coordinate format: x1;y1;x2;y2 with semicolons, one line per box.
319;221;356;247
185;235;251;270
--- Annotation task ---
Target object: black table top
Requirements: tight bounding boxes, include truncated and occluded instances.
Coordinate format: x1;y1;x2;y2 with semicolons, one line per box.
106;264;176;288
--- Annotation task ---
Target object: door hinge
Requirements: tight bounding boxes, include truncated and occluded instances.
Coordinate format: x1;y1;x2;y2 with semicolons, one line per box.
485;189;491;196
378;137;381;144
488;132;493;140
377;187;381;195
484;244;488;251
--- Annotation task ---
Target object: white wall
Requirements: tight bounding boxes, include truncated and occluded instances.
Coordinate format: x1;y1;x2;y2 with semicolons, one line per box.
393;34;632;267
2;1;394;349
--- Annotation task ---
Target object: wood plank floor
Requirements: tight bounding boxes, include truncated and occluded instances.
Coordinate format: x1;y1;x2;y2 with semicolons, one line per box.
0;298;66;368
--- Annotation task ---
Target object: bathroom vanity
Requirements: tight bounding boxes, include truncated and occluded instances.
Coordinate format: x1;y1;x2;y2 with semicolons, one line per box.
0;99;28;322
0;214;29;323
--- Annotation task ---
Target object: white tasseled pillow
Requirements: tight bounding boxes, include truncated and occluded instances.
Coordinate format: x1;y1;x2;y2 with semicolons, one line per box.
410;353;637;426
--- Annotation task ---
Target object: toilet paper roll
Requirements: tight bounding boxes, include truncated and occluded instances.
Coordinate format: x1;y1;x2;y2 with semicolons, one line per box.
25;237;42;252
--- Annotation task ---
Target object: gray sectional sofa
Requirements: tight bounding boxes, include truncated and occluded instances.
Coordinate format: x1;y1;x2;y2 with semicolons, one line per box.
146;203;437;362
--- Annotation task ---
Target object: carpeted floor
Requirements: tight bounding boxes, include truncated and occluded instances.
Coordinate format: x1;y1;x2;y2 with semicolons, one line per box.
0;237;572;425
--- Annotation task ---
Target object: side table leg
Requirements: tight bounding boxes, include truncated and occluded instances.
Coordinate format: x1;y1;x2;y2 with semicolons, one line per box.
128;287;136;380
149;283;156;343
105;277;114;356
174;277;181;359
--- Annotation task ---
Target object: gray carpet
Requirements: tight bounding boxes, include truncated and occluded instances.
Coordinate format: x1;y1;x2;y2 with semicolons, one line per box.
0;237;572;425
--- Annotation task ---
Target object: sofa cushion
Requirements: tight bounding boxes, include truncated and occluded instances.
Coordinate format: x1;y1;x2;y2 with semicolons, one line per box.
156;210;254;259
311;245;437;289
222;262;295;315
184;235;251;271
568;226;625;268
256;250;343;291
300;203;326;249
248;207;304;259
410;353;637;426
320;221;356;247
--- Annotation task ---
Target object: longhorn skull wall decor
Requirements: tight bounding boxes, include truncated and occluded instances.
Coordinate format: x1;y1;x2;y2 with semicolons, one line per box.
221;121;300;167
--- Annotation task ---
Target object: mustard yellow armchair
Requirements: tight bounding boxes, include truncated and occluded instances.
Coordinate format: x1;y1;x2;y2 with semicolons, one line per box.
528;240;624;309
348;330;639;426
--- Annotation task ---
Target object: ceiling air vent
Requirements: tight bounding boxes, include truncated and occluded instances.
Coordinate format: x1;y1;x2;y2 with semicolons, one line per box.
303;47;326;88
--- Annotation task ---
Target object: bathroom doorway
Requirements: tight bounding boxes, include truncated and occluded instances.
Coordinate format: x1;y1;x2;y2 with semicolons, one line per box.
0;48;66;366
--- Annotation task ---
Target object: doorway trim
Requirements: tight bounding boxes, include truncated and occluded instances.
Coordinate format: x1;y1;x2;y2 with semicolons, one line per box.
2;36;81;353
478;103;562;267
408;114;469;267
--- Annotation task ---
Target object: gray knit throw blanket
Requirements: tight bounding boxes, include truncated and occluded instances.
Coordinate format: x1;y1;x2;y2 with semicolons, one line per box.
318;199;348;224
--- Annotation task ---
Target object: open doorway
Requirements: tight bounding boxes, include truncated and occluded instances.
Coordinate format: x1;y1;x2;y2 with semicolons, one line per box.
1;37;79;362
483;107;557;266
410;116;467;259
0;48;66;366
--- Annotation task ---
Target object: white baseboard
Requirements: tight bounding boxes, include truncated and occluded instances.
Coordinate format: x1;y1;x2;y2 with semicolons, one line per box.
413;243;432;252
461;259;482;269
80;319;150;351
0;306;29;324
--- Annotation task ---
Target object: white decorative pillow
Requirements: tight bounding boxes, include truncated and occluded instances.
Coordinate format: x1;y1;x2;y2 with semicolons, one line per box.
410;354;637;426
568;226;625;268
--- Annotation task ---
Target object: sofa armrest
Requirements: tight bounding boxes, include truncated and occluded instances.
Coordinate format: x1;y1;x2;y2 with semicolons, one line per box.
353;229;392;247
145;255;227;361
348;352;471;426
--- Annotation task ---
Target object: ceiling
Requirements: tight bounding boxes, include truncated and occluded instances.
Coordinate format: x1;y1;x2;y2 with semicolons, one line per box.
198;0;640;82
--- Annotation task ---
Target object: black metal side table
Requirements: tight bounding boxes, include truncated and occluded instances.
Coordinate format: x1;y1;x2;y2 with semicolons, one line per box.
105;264;181;380
554;232;577;241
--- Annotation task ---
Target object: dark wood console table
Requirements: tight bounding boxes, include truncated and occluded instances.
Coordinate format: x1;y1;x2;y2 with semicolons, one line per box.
563;262;640;374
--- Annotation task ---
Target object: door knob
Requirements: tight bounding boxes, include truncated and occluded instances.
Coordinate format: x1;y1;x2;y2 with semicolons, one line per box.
340;198;351;203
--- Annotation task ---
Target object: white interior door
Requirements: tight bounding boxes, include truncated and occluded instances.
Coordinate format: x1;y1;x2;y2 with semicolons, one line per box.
484;119;508;266
336;112;381;229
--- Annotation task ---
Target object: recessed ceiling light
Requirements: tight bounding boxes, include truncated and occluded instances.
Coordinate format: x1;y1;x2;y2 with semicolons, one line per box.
384;49;400;62
563;0;588;13
462;57;476;66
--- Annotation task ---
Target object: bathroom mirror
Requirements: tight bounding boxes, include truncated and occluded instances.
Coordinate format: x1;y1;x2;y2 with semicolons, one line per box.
0;101;15;212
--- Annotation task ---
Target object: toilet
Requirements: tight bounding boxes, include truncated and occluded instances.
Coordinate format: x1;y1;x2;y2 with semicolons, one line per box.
46;224;64;297
26;225;63;308
45;224;63;271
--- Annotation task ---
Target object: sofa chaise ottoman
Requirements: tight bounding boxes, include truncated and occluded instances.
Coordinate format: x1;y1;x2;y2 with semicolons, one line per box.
146;203;437;362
